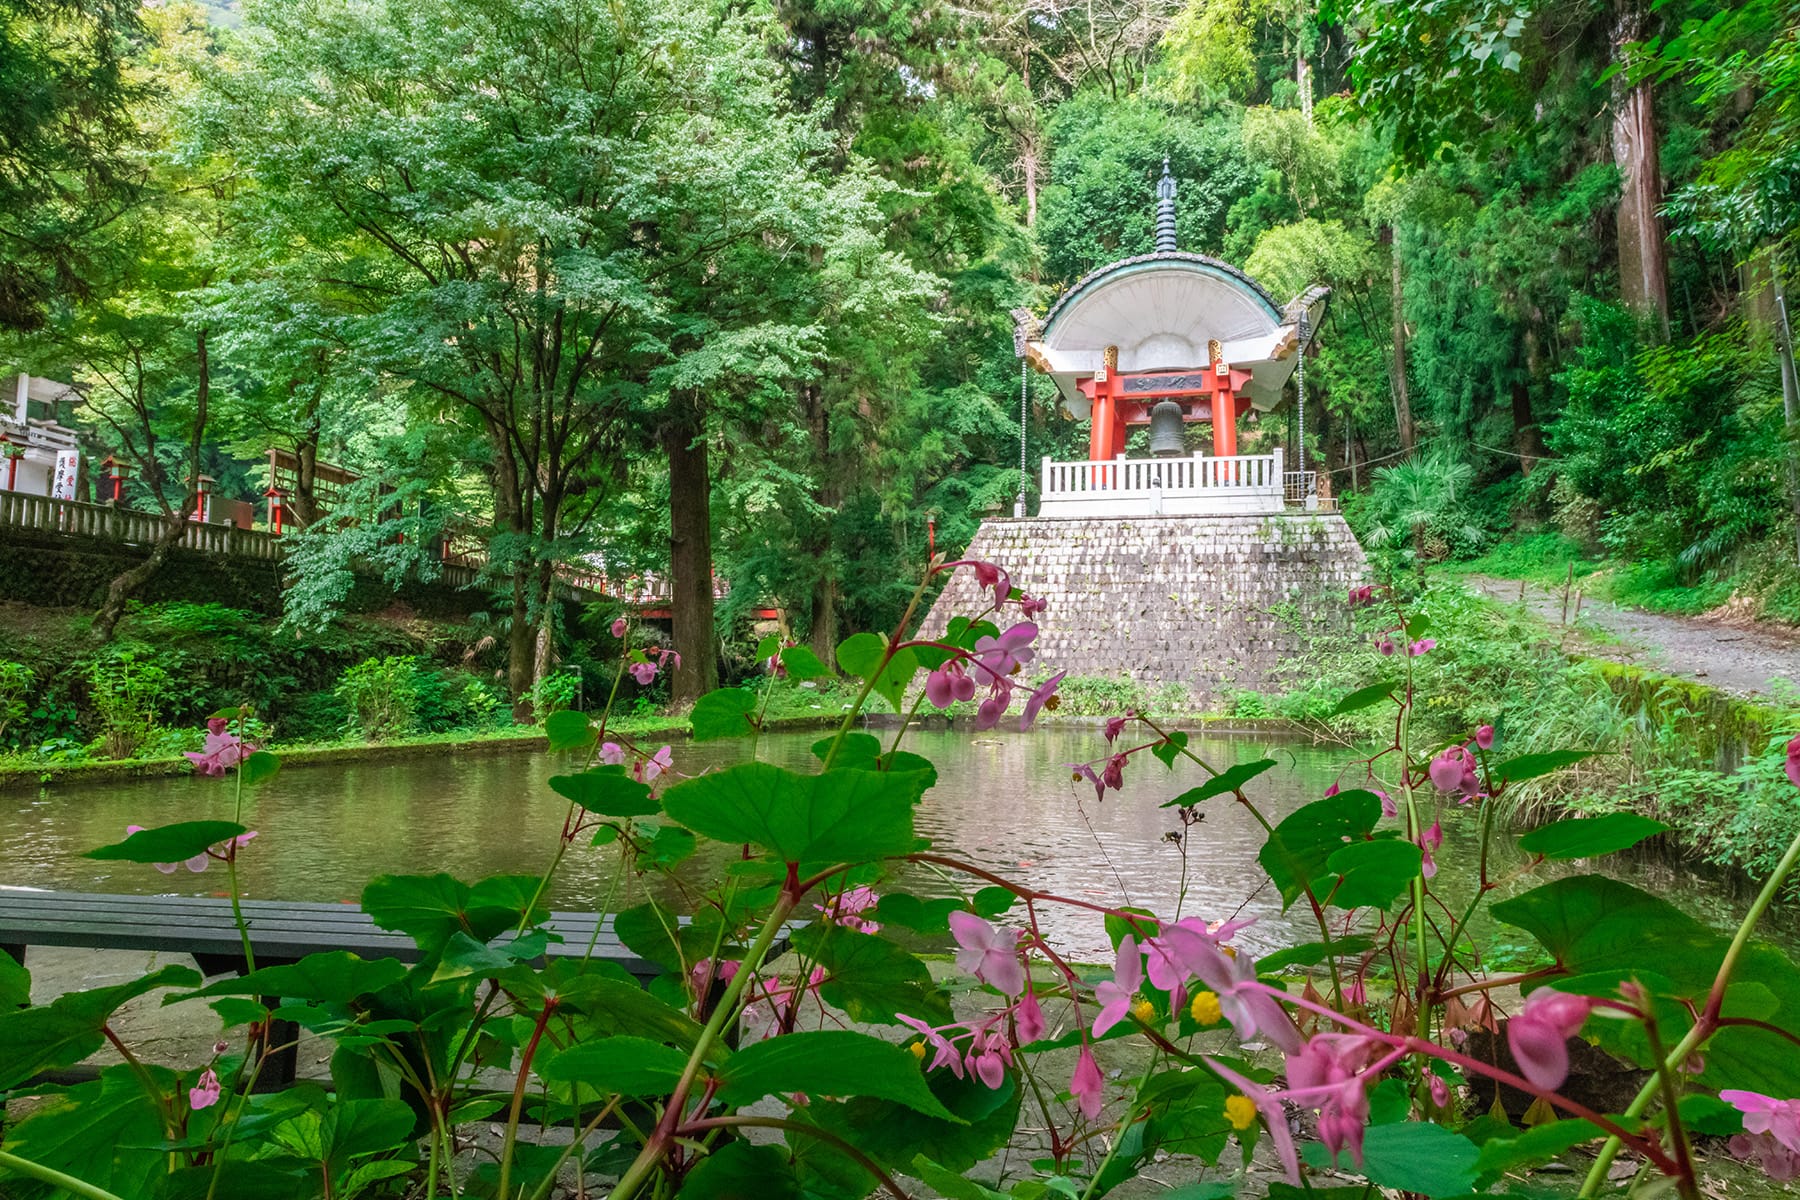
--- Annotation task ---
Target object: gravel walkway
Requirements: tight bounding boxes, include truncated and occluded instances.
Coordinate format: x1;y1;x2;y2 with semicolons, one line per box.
1462;574;1800;700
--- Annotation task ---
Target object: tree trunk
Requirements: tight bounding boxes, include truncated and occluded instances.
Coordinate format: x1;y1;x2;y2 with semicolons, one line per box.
93;515;189;642
1513;330;1548;474
665;395;719;705
93;328;209;642
1773;262;1800;568
1612;0;1670;338
507;573;535;718
802;383;839;662
1022;143;1039;228
1386;228;1416;451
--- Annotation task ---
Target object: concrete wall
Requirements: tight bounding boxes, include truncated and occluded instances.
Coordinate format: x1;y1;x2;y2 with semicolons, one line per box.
919;512;1368;707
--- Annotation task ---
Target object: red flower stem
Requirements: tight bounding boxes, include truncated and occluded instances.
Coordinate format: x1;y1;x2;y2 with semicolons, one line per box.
497;996;558;1200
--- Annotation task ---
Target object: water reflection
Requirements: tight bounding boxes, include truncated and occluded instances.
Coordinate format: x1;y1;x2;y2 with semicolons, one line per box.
3;728;1789;962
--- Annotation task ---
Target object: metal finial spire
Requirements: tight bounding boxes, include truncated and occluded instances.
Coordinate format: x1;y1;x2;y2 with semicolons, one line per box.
1155;157;1177;254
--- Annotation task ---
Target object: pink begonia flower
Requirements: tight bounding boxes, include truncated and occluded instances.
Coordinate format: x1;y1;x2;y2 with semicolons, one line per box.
948;910;1025;996
1092;935;1143;1036
1323;782;1339;797
1429;1074;1451;1108
1014;986;1046;1045
1418;820;1443;879
1070;762;1105;802
1408;638;1436;656
1184;938;1303;1053
1285;1033;1378;1166
818;886;880;933
969;561;1010;609
1787;735;1800;790
1019;671;1066;731
898;1013;965;1079
1377;637;1397;656
973;686;1011;731
1101;754;1127;792
189;1067;221;1111
1070;1044;1104;1121
1476;724;1495;750
1507;988;1598;1089
689;957;740;997
610;616;628;638
965;1023;1013;1088
1428;747;1471;793
658;648;681;671
185;725;252;777
974;623;1038;678
1347;584;1374;607
1018;594;1047;616
1206;1056;1300;1184
628;661;658;685
1724;1091;1800;1180
1103;715;1129;743
1140;916;1253;994
636;745;673;783
599;742;625;766
1377;790;1398;818
924;661;977;709
1344;976;1367;1007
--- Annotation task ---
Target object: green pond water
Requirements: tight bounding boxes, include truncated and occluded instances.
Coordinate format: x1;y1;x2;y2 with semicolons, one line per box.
2;728;1790;962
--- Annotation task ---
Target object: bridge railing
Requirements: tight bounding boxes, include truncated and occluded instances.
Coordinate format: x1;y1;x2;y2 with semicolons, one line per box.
1038;450;1285;518
0;492;283;561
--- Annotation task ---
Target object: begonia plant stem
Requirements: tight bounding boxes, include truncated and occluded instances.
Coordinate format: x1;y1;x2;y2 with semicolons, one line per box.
1580;824;1800;1196
609;887;801;1200
0;1152;125;1200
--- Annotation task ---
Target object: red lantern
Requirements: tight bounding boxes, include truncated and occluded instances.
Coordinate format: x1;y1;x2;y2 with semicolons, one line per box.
263;484;288;536
99;454;130;503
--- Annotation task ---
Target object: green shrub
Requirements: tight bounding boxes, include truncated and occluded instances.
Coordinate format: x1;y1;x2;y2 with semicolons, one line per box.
86;649;170;759
335;655;421;741
0;661;31;747
531;668;582;720
277;689;352;744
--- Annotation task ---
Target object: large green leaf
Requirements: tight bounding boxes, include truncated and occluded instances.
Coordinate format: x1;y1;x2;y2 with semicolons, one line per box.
0;1066;169;1199
1256;791;1382;907
1325;839;1422;910
85;821;246;864
1488;875;1719;990
1517;813;1667;859
539;1036;687;1097
1330;681;1399;717
172;952;408;1005
549;767;658;817
1474;1119;1604;1174
0;948;27;1008
717;1029;958;1119
1163;759;1276;808
661;762;920;864
544;710;595;752
867;893;964;934
1302;1121;1480;1196
360;872;548;953
780;646;832;681
267;1097;415;1176
690;687;759;741
0;964;201;1089
551;969;704;1048
791;924;952;1025
835;633;917;712
683;1142;804;1200
241;750;282;787
1496;749;1596;784
806;1069;1019;1174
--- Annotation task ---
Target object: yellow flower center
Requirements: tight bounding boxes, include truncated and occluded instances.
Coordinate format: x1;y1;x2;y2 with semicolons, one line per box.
909;1040;926;1060
1190;990;1222;1025
1225;1094;1258;1131
1131;999;1156;1024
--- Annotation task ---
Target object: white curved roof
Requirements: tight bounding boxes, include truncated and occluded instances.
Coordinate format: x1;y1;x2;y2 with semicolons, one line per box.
1025;253;1322;414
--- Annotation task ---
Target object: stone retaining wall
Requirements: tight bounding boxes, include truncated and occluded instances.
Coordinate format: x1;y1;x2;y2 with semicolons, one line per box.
919;513;1368;706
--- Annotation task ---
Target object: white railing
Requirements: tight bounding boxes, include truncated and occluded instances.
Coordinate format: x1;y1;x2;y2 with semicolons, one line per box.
1038;450;1285;518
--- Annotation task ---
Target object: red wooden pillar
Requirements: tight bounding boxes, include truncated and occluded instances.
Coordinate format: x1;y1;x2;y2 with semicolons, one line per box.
1088;344;1126;463
1208;340;1239;460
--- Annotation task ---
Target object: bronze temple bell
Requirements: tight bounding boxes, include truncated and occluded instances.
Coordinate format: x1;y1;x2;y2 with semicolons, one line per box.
1148;399;1187;457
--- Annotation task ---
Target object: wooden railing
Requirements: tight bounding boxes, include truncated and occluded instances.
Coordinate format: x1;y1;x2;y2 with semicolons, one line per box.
0;492;283;561
1038;450;1286;518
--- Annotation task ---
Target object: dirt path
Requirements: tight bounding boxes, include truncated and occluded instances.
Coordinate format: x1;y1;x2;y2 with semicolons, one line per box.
1462;574;1800;701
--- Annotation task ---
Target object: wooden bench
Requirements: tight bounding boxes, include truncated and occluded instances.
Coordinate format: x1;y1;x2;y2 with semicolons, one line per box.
0;890;674;1090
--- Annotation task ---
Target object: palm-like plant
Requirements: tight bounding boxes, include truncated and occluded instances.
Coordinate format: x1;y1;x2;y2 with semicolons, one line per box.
1362;450;1482;578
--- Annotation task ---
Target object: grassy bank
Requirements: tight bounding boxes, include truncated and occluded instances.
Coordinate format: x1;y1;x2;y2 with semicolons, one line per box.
1231;575;1800;895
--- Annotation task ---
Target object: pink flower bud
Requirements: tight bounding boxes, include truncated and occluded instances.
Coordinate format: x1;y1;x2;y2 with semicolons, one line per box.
1476;724;1494;750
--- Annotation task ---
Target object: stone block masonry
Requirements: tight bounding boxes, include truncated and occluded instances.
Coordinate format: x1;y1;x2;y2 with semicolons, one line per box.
919;513;1368;709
